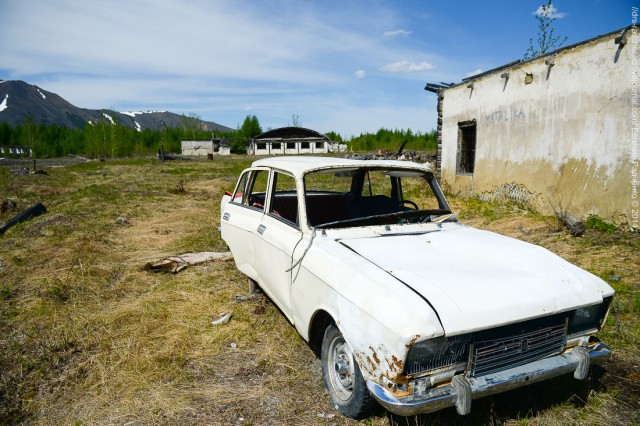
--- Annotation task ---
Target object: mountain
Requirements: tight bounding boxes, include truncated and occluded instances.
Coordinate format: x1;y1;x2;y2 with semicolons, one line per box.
0;80;234;132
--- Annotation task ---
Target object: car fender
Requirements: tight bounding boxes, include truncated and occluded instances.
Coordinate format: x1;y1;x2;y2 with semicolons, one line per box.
290;237;444;385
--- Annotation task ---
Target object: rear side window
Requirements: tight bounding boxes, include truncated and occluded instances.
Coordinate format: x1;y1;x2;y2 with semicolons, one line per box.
231;171;250;204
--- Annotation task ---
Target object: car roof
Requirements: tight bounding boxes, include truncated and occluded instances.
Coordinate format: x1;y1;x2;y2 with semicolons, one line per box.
251;156;432;178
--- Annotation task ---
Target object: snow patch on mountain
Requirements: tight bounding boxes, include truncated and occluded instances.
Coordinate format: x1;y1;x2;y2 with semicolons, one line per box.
121;110;167;117
0;94;8;112
37;88;46;99
102;113;115;125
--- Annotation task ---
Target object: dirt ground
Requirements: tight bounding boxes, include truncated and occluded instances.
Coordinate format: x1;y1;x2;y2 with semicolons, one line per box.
0;157;638;425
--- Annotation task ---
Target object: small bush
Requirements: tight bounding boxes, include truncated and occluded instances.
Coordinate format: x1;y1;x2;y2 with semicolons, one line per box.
585;215;617;233
0;284;12;300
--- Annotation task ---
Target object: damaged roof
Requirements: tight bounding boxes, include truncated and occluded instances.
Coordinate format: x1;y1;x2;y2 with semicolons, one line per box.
253;126;330;140
425;25;631;93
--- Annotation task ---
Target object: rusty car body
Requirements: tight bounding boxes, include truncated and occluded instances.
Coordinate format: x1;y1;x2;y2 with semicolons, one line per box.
219;156;614;419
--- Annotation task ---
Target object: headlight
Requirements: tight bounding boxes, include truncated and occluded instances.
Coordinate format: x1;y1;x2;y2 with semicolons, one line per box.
568;297;613;336
404;335;470;376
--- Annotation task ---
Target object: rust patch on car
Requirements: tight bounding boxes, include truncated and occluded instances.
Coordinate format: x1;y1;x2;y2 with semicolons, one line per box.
405;335;421;348
366;356;375;368
392;355;403;371
371;348;381;365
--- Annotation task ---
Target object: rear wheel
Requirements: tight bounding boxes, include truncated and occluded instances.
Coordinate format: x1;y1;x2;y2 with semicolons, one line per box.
321;324;377;419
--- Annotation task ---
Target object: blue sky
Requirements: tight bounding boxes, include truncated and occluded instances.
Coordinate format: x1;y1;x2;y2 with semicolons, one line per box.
0;0;633;137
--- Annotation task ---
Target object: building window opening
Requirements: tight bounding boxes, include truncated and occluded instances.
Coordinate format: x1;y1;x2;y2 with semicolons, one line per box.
286;142;296;149
301;142;310;149
272;143;281;150
257;143;266;150
457;120;476;175
315;142;324;149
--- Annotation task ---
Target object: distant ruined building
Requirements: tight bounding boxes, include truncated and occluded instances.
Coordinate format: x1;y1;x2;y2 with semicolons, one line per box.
247;127;332;156
1;145;32;158
181;136;232;156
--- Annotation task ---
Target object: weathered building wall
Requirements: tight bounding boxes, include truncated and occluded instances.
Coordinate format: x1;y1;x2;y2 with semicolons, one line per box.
251;139;328;155
440;30;633;223
181;140;214;156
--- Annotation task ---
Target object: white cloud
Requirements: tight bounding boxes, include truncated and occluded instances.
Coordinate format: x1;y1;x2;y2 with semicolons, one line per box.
380;60;435;73
354;70;367;79
0;0;444;135
466;68;483;77
384;29;412;37
533;5;567;19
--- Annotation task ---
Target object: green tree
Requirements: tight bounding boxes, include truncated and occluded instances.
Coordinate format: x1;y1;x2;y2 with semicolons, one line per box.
241;115;262;138
181;113;205;140
524;0;568;60
0;122;12;147
324;131;343;143
21;115;38;151
230;115;262;154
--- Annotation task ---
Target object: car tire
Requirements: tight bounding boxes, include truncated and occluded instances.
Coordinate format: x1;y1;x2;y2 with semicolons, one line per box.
321;324;378;419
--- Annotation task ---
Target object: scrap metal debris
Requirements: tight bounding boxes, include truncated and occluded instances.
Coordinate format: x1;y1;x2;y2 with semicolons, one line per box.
0;202;47;236
115;216;129;225
144;251;233;273
9;167;48;176
557;212;585;237
317;412;336;419
0;200;17;213
144;258;188;273
211;312;232;326
235;293;262;302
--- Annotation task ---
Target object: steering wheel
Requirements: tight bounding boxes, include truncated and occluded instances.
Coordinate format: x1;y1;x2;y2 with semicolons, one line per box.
402;200;419;210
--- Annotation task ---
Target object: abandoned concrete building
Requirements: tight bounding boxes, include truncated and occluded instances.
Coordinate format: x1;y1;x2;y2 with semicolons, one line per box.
248;127;331;155
426;26;634;224
181;137;231;156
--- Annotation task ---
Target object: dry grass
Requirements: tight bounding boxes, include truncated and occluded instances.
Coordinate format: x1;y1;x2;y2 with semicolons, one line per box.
1;158;638;425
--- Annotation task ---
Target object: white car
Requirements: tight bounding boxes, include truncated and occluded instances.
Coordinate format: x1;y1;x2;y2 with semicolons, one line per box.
220;156;614;419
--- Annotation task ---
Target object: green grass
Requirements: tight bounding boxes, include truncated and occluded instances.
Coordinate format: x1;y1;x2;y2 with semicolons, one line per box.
1;156;638;426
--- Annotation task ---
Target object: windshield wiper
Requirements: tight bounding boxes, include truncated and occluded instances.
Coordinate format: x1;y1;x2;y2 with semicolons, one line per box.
315;209;452;229
431;211;459;224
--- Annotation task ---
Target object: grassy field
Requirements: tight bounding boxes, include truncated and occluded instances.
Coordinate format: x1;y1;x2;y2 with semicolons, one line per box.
0;157;638;425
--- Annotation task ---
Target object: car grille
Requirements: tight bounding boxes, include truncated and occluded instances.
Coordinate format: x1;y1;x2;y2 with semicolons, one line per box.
468;321;567;377
403;314;569;378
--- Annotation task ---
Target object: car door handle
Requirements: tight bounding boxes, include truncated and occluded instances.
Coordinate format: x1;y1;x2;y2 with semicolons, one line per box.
257;224;266;235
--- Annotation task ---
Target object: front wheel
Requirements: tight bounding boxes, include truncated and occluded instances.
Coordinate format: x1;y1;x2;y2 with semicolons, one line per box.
321;324;377;419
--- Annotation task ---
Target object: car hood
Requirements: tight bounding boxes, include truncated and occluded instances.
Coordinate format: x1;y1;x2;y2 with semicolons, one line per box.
338;224;612;335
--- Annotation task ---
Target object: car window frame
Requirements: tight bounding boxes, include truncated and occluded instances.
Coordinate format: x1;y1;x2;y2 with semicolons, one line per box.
230;167;271;213
267;169;300;229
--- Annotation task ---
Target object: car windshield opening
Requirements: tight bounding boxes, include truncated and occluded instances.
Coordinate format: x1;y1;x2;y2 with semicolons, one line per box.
303;167;451;229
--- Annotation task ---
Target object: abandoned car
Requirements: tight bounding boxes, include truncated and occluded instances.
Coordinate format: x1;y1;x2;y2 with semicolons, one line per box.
219;156;614;419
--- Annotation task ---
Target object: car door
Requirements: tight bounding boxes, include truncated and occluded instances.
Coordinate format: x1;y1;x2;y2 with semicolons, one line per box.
221;167;270;280
253;170;303;321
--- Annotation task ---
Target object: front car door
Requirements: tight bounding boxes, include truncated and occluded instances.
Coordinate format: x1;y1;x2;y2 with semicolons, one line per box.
253;170;304;320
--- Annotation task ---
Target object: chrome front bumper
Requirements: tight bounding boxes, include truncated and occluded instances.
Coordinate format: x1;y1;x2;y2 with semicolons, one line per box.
367;342;611;416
